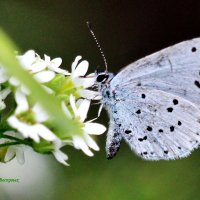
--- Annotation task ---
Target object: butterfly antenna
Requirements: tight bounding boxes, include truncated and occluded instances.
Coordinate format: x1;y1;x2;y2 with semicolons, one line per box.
87;21;108;71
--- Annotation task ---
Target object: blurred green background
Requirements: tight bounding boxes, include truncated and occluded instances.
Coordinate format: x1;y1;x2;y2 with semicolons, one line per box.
1;0;200;199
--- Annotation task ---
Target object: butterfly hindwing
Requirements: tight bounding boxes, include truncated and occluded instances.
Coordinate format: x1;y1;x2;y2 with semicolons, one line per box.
110;86;200;160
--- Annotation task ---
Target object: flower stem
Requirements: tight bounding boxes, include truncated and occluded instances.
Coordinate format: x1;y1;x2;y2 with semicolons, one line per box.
0;141;21;148
0;134;32;146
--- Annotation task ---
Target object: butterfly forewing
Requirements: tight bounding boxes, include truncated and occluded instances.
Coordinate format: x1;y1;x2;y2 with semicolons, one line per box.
112;38;200;86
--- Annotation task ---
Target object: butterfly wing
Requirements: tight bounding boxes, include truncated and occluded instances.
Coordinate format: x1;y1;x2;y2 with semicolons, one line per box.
111;38;200;105
112;86;200;160
104;37;200;159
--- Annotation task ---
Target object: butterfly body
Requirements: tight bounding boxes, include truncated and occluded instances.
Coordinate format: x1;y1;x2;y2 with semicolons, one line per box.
96;38;200;160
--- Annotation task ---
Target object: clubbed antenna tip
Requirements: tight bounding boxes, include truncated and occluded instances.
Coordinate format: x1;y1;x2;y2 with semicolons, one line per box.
86;21;92;29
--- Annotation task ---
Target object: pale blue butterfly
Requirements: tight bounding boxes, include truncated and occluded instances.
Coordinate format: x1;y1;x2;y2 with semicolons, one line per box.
88;23;200;160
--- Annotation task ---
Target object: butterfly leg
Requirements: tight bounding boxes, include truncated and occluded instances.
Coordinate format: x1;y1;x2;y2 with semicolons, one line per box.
86;104;103;123
106;122;122;159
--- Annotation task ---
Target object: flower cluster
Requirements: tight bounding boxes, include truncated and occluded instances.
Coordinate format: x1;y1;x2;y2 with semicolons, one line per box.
0;50;105;166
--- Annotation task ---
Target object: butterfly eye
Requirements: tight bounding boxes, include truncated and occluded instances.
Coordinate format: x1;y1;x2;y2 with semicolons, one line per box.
96;74;109;83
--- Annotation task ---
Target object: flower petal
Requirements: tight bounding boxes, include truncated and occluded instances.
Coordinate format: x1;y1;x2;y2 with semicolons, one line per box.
61;102;72;119
76;99;84;106
79;89;101;100
32;103;49;122
0;66;9;83
20;85;30;95
33;71;55;83
69;95;78;116
73;75;95;88
53;150;69;166
84;122;106;135
42;85;55;94
73;60;89;77
72;77;84;88
9;77;20;86
83;133;99;151
15;146;25;165
0;87;11;100
7;116;38;142
31;60;46;73
0;99;6;111
15;89;29;114
44;55;51;63
71;56;82;73
28;130;40;142
32;124;57;141
73;135;93;156
82;74;96;88
49;58;62;68
4;147;16;162
17;50;36;70
52;67;70;75
77;99;90;122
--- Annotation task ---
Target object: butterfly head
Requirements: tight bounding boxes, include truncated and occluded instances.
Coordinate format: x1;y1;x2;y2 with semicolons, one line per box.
95;70;114;85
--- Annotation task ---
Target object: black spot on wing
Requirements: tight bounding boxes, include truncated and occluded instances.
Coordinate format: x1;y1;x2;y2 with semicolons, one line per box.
191;47;197;52
125;130;132;134
164;150;168;154
167;107;173;112
170;126;175;132
136;109;141;114
138;136;147;142
146;126;152;131
178;121;182;126
143;136;147;140
194;80;200;88
173;99;178;105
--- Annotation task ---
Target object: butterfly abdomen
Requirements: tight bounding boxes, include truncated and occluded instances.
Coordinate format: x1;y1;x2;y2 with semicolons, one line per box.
106;131;122;159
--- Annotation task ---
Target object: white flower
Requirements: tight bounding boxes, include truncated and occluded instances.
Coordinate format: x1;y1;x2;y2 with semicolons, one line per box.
70;56;101;100
0;131;25;165
14;52;100;100
7;89;57;143
62;95;106;156
44;55;69;75
16;50;69;84
17;50;46;73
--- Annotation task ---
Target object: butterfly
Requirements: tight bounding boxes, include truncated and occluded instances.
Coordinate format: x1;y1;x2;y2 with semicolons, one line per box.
95;38;200;160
